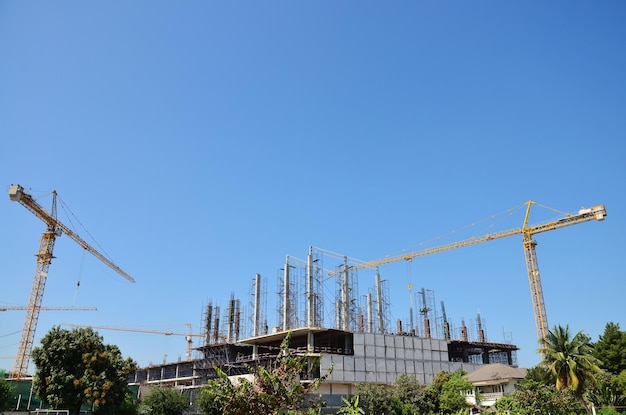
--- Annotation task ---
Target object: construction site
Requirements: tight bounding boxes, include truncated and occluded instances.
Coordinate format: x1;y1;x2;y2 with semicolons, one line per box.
127;248;521;409
4;184;608;411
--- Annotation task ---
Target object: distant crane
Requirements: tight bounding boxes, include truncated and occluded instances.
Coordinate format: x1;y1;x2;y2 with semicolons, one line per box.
61;323;203;362
0;306;97;312
8;184;135;379
344;201;606;350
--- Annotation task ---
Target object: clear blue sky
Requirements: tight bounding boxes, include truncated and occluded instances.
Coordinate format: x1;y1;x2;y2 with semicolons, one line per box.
1;1;624;372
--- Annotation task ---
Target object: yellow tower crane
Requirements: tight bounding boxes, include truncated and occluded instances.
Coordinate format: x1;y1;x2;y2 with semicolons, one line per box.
347;201;606;351
8;184;135;379
60;323;203;362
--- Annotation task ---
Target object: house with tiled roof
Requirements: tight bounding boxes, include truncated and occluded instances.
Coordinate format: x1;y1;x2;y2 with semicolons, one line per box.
465;363;527;409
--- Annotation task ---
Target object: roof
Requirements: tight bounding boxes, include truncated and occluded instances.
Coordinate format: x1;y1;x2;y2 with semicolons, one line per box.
239;327;330;345
466;363;527;385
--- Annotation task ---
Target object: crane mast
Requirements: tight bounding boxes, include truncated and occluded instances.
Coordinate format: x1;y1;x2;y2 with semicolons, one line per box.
349;200;606;349
8;184;134;379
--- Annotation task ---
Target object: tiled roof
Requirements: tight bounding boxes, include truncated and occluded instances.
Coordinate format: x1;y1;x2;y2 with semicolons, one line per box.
466;363;527;383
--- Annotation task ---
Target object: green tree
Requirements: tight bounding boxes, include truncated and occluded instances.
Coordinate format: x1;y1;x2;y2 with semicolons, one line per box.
196;370;234;415
139;387;189;415
424;370;473;415
496;373;583;415
439;370;472;414
114;392;139;415
593;322;626;375
587;372;626;411
0;377;15;411
337;395;365;415
523;364;554;385
616;370;626;395
197;332;328;415
31;326;137;415
356;383;394;415
392;374;432;415
424;370;453;414
541;324;602;397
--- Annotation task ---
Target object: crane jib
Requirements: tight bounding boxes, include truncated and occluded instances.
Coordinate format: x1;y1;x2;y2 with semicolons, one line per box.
9;184;135;283
8;183;135;379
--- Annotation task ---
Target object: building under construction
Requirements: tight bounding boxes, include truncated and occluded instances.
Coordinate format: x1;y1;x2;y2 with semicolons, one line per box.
130;247;518;410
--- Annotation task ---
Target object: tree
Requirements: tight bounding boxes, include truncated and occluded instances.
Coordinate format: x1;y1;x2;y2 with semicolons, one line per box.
423;370;472;415
424;370;453;414
587;372;626;411
541;324;602;397
438;370;472;414
496;374;583;415
356;383;394;415
392;374;432;415
197;332;328;415
337;395;365;415
195;370;234;415
115;392;140;415
523;364;554;385
594;322;626;375
139;387;189;415
0;377;14;411
31;326;137;415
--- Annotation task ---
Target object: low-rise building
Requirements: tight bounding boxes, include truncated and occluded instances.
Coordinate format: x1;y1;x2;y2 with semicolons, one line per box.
465;363;527;409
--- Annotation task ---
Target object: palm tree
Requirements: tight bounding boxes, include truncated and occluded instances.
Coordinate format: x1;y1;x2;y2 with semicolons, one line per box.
541;324;602;397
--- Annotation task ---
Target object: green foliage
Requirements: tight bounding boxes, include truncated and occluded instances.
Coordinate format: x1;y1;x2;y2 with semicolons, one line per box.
596;408;624;415
139;387;189;415
494;394;519;414
392;374;432;415
112;392;139;415
0;378;15;411
523;365;554;385
616;370;626;394
438;370;472;414
587;371;626;410
337;395;364;415
196;369;234;415
423;370;472;415
594;322;626;375
356;383;394;415
354;371;466;415
495;367;585;415
197;332;329;415
542;324;602;397
424;370;453;414
31;326;137;415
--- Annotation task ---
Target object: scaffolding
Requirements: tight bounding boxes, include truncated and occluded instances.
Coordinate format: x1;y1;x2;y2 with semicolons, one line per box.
418;288;438;338
192;245;520;375
248;273;267;337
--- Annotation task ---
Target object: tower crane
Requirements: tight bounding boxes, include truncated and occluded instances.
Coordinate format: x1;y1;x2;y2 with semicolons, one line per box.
346;201;606;350
8;184;135;379
0;306;97;312
61;324;203;362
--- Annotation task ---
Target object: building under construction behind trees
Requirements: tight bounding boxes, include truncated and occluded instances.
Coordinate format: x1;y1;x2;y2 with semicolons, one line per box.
130;247;519;410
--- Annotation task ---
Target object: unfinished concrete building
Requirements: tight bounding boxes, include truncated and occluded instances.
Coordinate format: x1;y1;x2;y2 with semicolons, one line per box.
130;246;519;411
